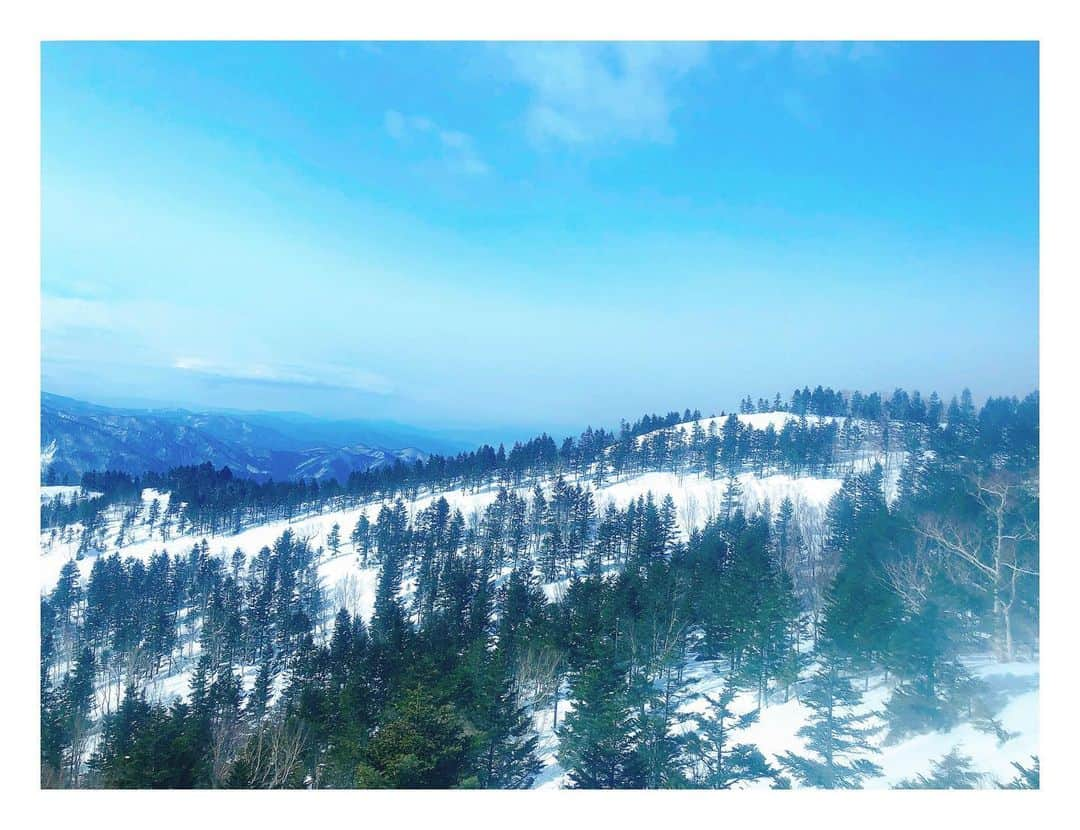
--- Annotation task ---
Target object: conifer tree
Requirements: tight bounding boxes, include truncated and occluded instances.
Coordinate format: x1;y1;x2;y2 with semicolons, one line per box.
895;748;985;789
474;661;542;789
1001;756;1039;789
61;646;97;786
356;686;472;788
777;650;882;789
558;658;645;789
686;683;777;788
326;523;341;557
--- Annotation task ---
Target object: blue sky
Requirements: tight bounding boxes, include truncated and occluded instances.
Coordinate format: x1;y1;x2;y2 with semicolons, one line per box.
41;41;1038;435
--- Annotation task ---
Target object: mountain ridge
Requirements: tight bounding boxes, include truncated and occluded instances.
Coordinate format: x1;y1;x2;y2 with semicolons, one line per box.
40;392;439;483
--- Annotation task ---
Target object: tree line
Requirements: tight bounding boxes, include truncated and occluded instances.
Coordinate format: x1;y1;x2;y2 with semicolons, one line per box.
40;384;1038;788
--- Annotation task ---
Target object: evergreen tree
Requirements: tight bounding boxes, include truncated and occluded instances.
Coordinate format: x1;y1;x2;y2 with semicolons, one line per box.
326;523;342;557
473;661;542;789
777;651;882;789
686;683;777;788
558;658;646;789
883;579;976;739
61;646;97;786
895;748;985;789
1001;756;1039;789
356;687;473;788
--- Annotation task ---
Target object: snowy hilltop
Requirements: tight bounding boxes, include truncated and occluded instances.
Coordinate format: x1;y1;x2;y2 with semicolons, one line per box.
40;387;1040;790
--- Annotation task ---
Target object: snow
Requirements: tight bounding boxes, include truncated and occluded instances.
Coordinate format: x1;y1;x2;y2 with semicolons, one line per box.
870;660;1039;787
658;656;1039;790
598;470;841;537
40;484;102;504
531;699;572;789
40;465;850;598
634;411;844;448
523;654;1040;789
41;439;57;470
39;439;1036;789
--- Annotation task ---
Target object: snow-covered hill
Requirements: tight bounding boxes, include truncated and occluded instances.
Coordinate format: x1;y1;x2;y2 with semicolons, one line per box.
40;463;857;596
38;411;1038;788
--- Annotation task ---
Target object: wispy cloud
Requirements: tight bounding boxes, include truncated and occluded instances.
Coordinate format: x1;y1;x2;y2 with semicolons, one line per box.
781;90;821;129
790;41;883;74
764;42;884;127
384;110;489;176
173;357;394;395
502;43;711;147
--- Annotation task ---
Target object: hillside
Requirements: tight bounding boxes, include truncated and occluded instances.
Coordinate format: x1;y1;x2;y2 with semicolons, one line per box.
39;393;1040;789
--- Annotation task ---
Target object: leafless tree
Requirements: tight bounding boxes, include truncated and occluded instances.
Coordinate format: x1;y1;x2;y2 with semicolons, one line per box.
882;533;936;613
704;485;721;526
209;716;245;787
916;472;1038;660
332;571;364;619
680;493;700;535
236;716;308;788
515;642;565;728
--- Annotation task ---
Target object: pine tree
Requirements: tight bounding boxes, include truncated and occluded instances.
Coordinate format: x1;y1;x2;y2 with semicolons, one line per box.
326;523;342;557
895;748;985;789
721;474;742;524
146;498;161;534
686;682;777;788
883;581;975;739
371;513;408;646
633;659;697;789
351;515;372;565
247;660;273;720
474;662;542;789
777;651;882;789
659;494;679;555
1001;756;1039;789
558;658;646;789
356;686;472;788
61;646;96;786
820;483;902;674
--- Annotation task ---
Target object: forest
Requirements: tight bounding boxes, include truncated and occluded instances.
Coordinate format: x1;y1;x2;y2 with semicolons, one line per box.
39;386;1040;788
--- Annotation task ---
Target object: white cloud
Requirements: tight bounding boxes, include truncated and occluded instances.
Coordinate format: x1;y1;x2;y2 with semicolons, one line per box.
383;110;489;176
502;42;710;147
384;109;407;139
790;41;883;74
173;357;394;395
781;89;820;129
42;295;396;399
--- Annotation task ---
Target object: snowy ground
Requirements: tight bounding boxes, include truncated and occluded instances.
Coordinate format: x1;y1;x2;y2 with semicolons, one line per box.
529;656;1039;790
634;412;843;448
41;484;102;504
40;414;1033;788
40;412;907;595
40;466;848;595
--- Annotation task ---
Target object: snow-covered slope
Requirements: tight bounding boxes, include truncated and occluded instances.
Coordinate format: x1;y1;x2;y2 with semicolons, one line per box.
40;465;849;596
40;410;915;600
38;411;1036;788
632;411;841;446
528;657;1039;790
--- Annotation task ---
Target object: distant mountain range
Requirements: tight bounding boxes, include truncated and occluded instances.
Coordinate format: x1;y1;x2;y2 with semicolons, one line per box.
40;393;465;483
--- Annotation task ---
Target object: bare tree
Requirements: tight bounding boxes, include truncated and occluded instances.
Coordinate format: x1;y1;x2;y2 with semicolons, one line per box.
237;716;308;788
704;485;721;526
680;493;700;536
209;716;245;787
916;472;1038;660
882;533;936;614
332;571;364;620
515;642;565;729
